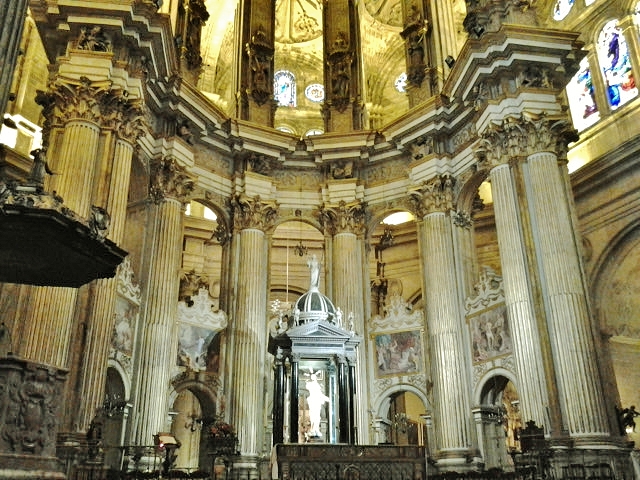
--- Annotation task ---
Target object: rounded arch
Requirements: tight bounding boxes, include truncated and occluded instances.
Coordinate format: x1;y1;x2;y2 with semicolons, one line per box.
169;375;219;418
107;359;131;401
190;193;232;229
371;383;431;418
272;214;324;233
474;367;518;406
590;218;640;333
456;167;489;215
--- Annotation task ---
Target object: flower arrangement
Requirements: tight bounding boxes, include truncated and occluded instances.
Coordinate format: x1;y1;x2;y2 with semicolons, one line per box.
209;420;235;438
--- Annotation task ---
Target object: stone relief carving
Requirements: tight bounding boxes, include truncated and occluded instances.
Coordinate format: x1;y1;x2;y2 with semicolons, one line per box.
177;0;209;70
408;135;434;160
318;200;367;235
246;25;274;106
370;294;423;332
0;357;67;456
465;266;504;314
463;0;537;39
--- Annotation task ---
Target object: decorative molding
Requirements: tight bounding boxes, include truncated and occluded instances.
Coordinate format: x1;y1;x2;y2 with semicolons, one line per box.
465;266;504;315
370;294;424;332
177;287;228;332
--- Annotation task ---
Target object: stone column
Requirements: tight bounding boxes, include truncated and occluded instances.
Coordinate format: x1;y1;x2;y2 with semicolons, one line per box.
337;355;350;443
238;1;275;126
319;200;369;444
520;114;609;438
476;136;550;430
75;99;147;431
427;0;458;91
228;194;277;459
18;78;106;369
322;0;363;132
131;158;194;446
0;0;28;114
411;175;474;468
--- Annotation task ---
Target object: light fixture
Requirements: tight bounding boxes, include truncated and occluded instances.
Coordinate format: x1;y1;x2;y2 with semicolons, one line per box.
473;25;485;37
294;240;307;257
185;413;203;432
445;56;455;68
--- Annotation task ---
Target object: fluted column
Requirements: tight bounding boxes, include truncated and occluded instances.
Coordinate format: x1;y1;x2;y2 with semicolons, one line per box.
412;175;473;466
428;0;457;91
229;194;277;457
18;78;106;369
273;349;285;445
0;0;28;114
526;149;609;437
481;152;550;429
319;200;368;444
75;102;147;431
131;158;194;445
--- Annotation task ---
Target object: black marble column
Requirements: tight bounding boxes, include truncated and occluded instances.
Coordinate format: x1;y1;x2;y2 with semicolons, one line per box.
273;351;285;444
348;360;357;444
337;356;350;443
289;356;299;443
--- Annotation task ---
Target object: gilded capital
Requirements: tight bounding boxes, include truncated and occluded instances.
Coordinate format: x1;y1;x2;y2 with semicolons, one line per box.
149;157;195;204
409;175;456;217
232;193;278;232
318;200;367;235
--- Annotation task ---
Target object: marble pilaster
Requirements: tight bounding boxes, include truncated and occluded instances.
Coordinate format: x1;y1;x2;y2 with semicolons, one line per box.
18;78;106;370
319;200;369;443
427;0;457;90
485;159;549;430
229;194;277;457
526;148;609;436
412;175;473;465
75;101;147;432
131;158;194;445
0;0;28;115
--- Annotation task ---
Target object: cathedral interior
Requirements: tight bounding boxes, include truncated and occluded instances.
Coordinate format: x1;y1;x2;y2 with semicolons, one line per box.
1;0;640;479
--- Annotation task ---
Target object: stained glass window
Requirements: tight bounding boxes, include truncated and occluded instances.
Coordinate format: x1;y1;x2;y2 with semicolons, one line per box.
395;73;408;93
597;20;637;110
553;0;575;20
305;84;325;102
567;57;600;131
274;70;296;107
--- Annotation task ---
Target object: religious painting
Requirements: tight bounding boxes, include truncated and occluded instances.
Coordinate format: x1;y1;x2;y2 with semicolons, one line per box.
469;304;512;363
112;296;137;356
374;330;423;377
177;324;221;373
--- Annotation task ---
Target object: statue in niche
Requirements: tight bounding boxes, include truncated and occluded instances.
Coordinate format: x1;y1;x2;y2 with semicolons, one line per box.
331;160;353;179
408;30;424;67
331;56;350;100
307;254;320;290
77;26;109;52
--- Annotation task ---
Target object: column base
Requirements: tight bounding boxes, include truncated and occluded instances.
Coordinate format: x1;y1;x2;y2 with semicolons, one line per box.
433;448;483;473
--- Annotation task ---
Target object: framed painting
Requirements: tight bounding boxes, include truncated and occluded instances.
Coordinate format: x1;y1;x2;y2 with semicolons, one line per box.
469;304;512;363
373;330;423;377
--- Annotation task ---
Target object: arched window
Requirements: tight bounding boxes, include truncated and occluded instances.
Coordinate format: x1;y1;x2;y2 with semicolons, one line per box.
567;57;600;131
274;70;296;107
597;20;638;110
553;0;575;21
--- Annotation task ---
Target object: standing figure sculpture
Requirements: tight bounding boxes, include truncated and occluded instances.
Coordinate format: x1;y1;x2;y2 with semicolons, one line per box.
306;371;330;438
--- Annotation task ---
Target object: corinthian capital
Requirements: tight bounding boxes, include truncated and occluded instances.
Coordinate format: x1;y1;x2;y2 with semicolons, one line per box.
149;157;195;204
102;93;148;144
36;77;112;131
409;175;456;217
476;113;579;169
232;194;278;232
318;200;366;235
